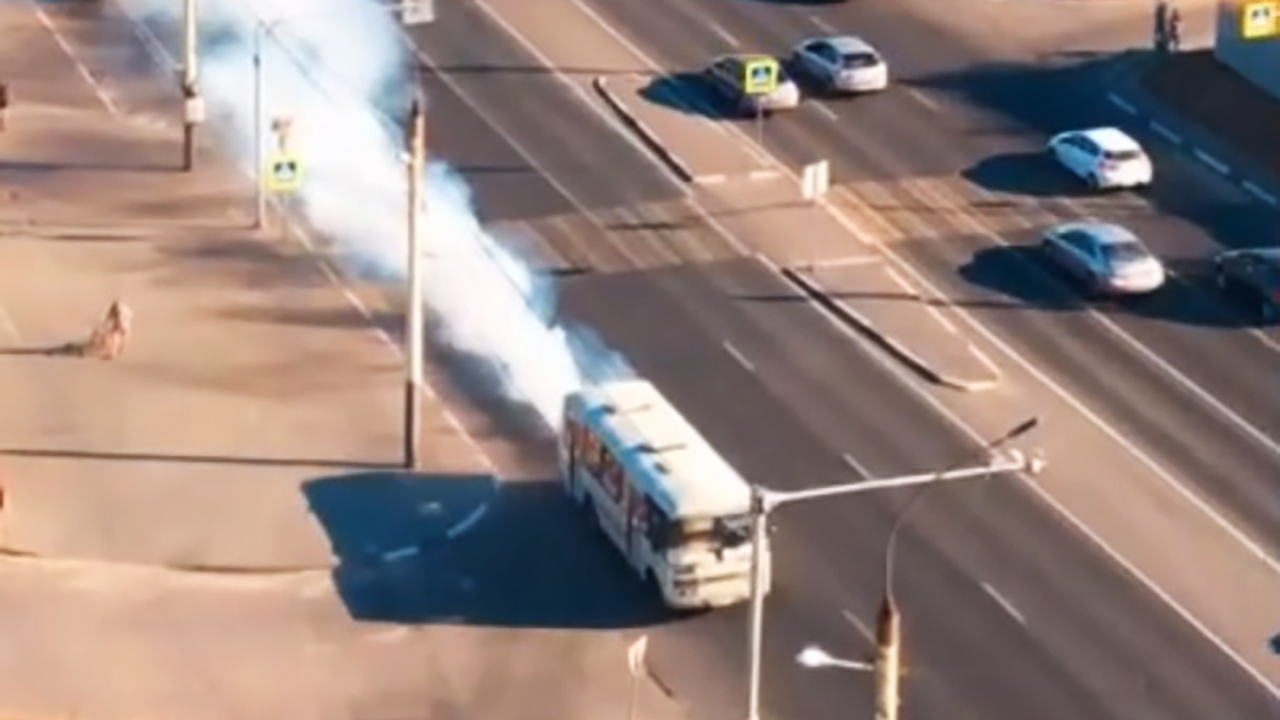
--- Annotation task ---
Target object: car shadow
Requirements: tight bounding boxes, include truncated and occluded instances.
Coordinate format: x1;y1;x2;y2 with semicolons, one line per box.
1114;256;1279;329
639;72;744;121
961;151;1095;198
917;53;1279;253
305;470;676;629
957;245;1271;328
958;244;1086;311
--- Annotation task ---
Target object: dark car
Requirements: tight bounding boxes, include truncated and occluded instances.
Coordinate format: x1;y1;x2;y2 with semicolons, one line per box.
1213;247;1280;322
703;54;801;116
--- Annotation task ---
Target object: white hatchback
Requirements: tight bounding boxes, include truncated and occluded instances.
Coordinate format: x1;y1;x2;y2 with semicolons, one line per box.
1047;127;1153;190
790;36;889;94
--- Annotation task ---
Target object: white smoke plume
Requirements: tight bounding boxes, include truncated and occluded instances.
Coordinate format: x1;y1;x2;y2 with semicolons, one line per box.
121;0;635;430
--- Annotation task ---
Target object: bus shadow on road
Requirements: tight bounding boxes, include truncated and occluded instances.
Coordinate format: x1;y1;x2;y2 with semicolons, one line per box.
305;471;673;629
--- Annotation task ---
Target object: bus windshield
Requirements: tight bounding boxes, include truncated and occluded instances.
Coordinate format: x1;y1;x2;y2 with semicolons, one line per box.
656;513;751;553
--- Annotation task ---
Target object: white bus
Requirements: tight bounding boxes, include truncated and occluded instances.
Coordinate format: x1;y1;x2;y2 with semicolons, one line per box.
559;379;771;609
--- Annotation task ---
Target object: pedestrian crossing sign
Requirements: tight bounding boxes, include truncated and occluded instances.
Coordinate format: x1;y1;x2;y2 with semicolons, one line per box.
266;153;303;193
742;57;779;96
1242;1;1279;39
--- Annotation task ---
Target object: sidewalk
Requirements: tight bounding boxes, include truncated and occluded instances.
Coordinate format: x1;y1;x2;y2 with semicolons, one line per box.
0;0;495;571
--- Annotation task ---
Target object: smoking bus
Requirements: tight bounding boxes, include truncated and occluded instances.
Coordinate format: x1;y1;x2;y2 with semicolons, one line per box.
559;379;771;609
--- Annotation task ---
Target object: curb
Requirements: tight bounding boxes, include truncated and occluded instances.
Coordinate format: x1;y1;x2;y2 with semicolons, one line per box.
0;545;333;576
592;75;695;183
778;266;1000;393
1106;90;1280;208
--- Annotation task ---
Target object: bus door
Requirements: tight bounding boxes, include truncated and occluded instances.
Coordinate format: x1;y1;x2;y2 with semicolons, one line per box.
626;490;654;573
564;416;578;497
596;457;629;551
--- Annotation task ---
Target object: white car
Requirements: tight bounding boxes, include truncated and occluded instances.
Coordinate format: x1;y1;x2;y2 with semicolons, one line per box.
790;36;889;94
1047;127;1153;190
1040;221;1166;295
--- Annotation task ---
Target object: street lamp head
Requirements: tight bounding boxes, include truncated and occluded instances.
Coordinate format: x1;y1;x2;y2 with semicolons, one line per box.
1007;416;1039;440
797;645;834;668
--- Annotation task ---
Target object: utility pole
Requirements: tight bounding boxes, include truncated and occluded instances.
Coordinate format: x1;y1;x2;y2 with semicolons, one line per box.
180;0;204;171
745;487;768;720
404;94;426;469
873;595;902;720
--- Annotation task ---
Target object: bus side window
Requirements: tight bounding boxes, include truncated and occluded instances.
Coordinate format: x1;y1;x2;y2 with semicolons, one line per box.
598;448;622;502
629;488;647;524
580;432;599;475
607;460;626;503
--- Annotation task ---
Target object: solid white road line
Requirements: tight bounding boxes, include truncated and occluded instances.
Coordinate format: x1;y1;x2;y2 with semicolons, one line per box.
29;1;120;115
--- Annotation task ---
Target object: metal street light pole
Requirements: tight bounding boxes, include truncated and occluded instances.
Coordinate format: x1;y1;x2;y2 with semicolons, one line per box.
181;0;204;171
745;486;768;720
252;22;265;229
871;417;1039;720
743;420;1045;720
404;92;426;469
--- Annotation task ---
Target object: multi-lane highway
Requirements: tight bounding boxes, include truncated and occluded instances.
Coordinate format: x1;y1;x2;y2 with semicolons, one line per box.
561;257;1276;720
407;2;1280;720
578;0;1280;556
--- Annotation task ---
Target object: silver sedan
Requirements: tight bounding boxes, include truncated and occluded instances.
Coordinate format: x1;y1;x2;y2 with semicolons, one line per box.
790;35;889;94
1040;221;1166;295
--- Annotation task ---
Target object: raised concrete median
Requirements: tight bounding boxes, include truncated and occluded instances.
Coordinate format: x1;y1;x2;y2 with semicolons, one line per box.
688;174;1003;392
593;74;781;185
783;258;1002;392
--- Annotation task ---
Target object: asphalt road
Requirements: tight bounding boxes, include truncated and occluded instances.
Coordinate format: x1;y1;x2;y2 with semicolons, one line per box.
405;0;679;221
575;0;1280;556
404;2;1280;719
558;256;1277;720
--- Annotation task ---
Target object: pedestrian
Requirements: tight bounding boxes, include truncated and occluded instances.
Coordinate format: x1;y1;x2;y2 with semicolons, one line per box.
1156;1;1171;53
1169;6;1183;53
0;82;9;132
85;299;133;360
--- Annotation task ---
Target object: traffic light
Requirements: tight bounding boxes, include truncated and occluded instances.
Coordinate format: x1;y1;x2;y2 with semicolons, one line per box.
873;595;902;720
